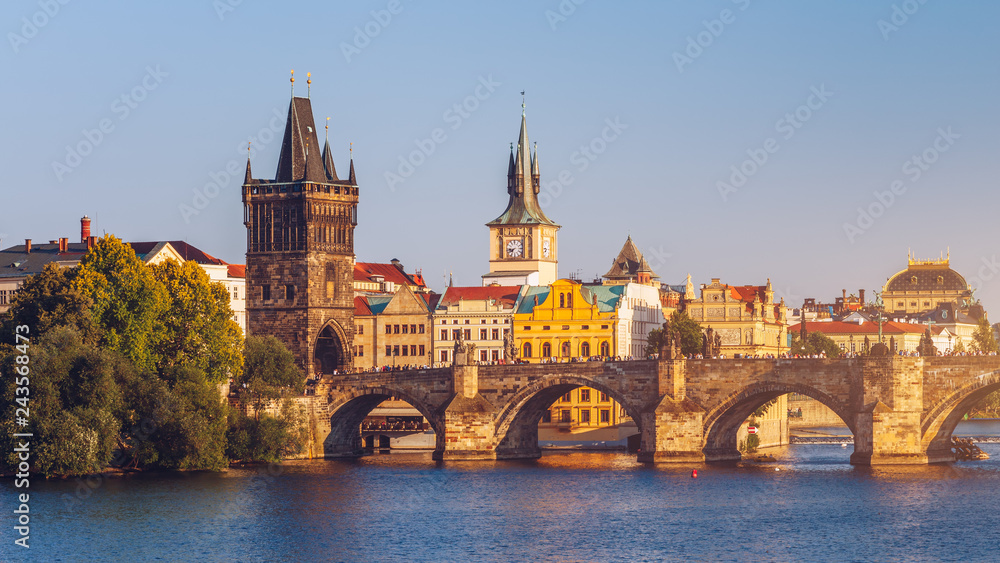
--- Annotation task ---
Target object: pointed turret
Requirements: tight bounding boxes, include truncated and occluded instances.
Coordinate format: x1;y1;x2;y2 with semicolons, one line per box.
348;157;357;185
244;157;252;185
604;235;659;283
275;97;326;183
531;143;540;194
322;141;339;181
487;109;557;227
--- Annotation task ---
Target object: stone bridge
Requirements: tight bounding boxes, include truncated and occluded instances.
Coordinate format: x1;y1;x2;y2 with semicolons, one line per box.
305;356;1000;465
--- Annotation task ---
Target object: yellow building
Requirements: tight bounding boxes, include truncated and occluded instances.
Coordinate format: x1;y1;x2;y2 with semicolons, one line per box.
514;279;620;361
685;278;789;357
882;251;973;315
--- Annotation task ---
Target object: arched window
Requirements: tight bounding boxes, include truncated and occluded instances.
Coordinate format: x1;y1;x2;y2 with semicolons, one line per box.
523;342;532;358
559;293;565;308
561;342;571;357
600;341;610;357
581;341;591;357
542;342;552;357
567;293;573;308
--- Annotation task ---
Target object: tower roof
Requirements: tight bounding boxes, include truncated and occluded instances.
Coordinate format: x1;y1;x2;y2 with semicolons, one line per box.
604;236;659;281
274;97;327;183
322;140;339;182
488;112;558;227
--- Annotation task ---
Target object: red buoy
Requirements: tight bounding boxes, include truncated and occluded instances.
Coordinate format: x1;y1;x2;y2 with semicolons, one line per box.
691;469;698;478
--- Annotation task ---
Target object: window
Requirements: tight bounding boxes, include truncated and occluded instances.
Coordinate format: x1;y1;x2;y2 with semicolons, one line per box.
441;330;448;341
523;342;532;358
465;319;470;324
560;293;565;308
582;325;589;330
410;324;416;334
581;342;591;357
480;329;488;340
464;329;471;340
524;326;531;331
402;324;409;334
411;345;418;356
419;325;425;334
542;410;552;423
600;341;610;356
562;325;570;330
601;325;608;329
580;389;591;402
897;301;904;307
600;392;609;402
491;350;499;361
482;319;487;324
480;350;488;362
492;329;499;340
385;345;392;357
393;345;400;356
493;319;498;324
440;350;449;362
356;346;364;357
562;392;572;402
386;325;393;335
394;324;400;334
262;285;271;301
560;409;571;423
543;326;551;331
542;342;552;357
356;324;364;335
285;284;294;300
561;342;571;357
600;409;611;423
503;329;509;339
418;345;424;356
580;409;591;423
452;329;461;340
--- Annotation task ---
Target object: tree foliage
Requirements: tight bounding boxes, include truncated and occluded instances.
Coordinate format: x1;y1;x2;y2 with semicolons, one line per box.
236;336;305;419
646;311;704;357
0;263;96;343
226;402;306;463
72;235;167;372
790;331;842;358
151;259;243;384
972;316;999;354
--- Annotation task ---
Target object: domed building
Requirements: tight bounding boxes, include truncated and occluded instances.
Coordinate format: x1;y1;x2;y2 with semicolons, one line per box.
881;251;973;315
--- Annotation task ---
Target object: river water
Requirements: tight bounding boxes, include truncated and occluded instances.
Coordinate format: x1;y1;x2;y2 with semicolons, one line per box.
7;421;1000;562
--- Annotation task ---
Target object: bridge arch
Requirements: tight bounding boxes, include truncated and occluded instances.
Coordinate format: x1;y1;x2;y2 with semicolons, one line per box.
324;385;443;457
703;381;855;461
921;369;1000;460
493;374;644;460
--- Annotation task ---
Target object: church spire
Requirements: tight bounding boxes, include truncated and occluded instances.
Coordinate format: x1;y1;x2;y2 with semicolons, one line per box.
488;104;557;227
244;141;252;184
348;143;357;185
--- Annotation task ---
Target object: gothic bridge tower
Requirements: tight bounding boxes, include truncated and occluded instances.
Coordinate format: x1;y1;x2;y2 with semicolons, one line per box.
243;79;358;379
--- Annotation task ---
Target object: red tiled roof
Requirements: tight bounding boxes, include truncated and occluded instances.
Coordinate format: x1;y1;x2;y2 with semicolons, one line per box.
354;262;425;288
789;321;944;335
439;286;521;308
354;296;372;316
227;264;245;278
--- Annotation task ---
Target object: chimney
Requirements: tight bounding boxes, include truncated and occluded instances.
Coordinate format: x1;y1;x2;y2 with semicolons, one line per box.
25;239;31;254
59;238;68;253
859;289;865;304
81;215;92;242
842;289;847;300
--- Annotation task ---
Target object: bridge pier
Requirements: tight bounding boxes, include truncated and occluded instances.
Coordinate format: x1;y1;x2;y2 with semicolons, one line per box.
638;359;708;463
432;360;498;461
850;357;929;465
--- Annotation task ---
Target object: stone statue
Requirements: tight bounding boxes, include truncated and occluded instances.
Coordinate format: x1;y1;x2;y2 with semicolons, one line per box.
703;327;714;358
713;331;722;357
503;330;516;362
454;329;465;356
660;320;682;360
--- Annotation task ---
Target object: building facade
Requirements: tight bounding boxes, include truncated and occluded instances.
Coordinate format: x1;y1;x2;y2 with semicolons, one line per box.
685;278;789;357
353;284;435;370
882;252;973;316
431;285;521;366
243;94;358;379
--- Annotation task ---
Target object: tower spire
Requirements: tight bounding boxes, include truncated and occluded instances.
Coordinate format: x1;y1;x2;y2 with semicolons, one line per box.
348;142;357;185
244;141;252;184
290;69;295;97
306;72;311;98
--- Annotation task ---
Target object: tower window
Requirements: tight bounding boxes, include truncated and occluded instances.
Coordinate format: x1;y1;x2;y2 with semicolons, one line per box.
262;285;271;301
285;284;294;301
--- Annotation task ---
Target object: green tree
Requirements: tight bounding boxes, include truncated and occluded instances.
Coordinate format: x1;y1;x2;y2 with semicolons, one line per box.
647;311;704;357
72;235;167;372
645;327;663;357
954;339;967;354
150;259;243;384
790;331;842;358
972;316;999;354
0;263;96;344
226;401;306;463
1;326;123;477
236;336;305;419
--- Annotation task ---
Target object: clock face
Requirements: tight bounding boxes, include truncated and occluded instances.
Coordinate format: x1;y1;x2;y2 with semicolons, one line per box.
506;239;523;258
542;239;551;258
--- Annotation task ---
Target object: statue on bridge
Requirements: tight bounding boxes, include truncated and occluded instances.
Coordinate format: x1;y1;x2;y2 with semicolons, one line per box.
660;319;682;359
503;330;516;363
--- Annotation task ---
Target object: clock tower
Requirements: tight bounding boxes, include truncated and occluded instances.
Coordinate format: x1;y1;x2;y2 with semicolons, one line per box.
482;107;560;286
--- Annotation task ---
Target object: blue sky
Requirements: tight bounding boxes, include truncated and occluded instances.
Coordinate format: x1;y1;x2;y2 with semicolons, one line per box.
3;1;1000;314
